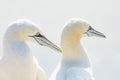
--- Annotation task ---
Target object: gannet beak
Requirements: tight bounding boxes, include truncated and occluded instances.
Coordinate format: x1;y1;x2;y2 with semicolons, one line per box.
85;26;106;38
29;33;62;53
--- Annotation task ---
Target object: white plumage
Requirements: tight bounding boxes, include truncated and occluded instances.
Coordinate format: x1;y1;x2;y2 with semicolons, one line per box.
50;18;106;80
0;19;61;80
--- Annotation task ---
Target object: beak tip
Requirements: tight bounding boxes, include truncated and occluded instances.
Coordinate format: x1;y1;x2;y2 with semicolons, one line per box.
59;50;62;53
56;48;62;53
104;36;106;38
102;34;106;38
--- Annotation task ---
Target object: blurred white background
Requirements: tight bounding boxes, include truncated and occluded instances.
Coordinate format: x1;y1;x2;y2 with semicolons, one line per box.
0;0;120;80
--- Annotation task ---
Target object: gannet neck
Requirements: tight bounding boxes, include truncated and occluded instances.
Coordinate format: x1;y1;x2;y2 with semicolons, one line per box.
61;34;89;61
2;35;32;61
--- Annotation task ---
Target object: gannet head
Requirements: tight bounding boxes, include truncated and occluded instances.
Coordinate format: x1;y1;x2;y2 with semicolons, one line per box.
61;18;106;60
61;18;106;50
4;19;62;52
62;18;106;40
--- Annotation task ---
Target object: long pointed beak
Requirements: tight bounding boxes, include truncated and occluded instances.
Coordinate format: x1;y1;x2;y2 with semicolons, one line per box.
30;35;62;53
86;26;106;38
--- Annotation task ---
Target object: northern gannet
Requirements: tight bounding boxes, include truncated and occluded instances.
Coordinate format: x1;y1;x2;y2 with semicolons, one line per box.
0;19;61;80
50;18;106;80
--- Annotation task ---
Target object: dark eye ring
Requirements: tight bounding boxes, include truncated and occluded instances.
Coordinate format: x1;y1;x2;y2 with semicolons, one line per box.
35;32;44;37
87;26;92;32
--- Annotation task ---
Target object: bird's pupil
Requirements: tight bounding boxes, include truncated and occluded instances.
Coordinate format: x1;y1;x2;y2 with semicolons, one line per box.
35;32;43;37
87;26;92;31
